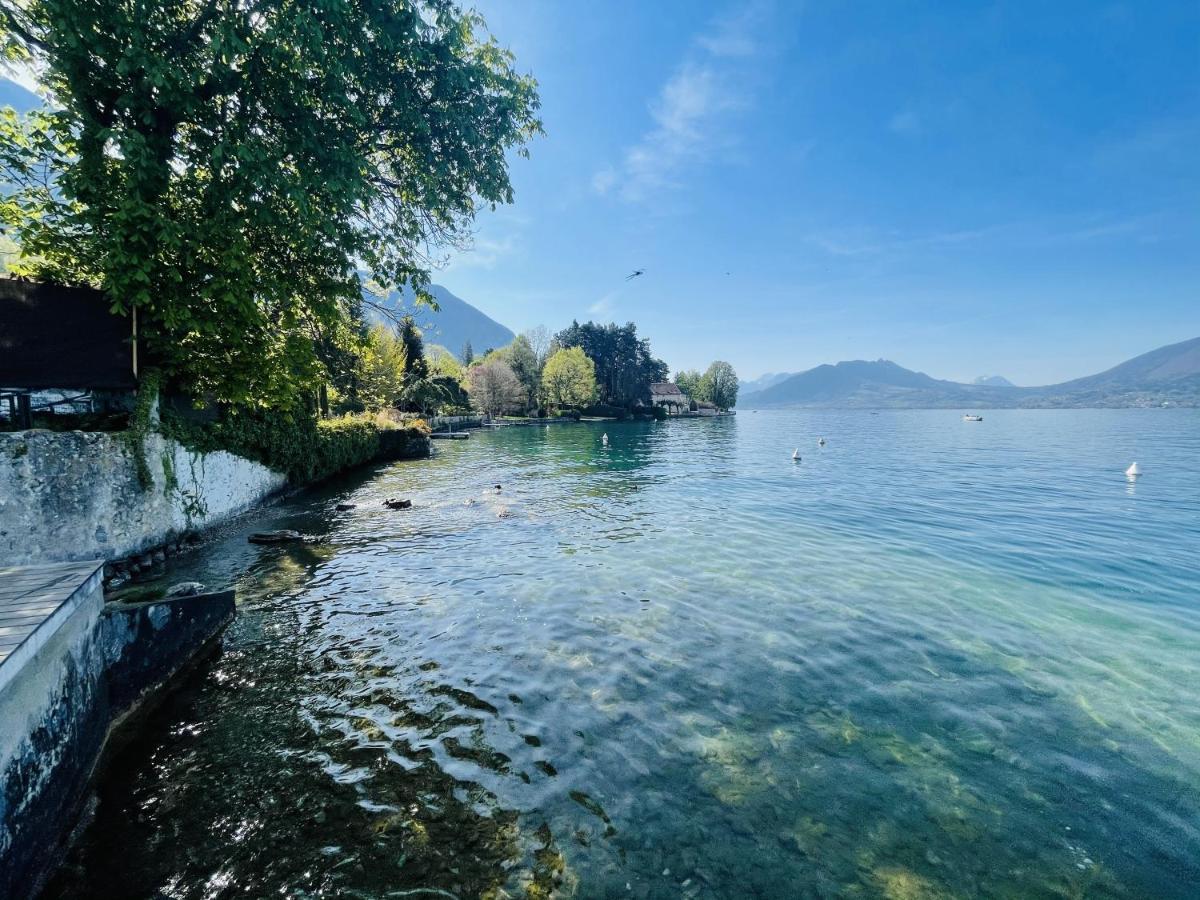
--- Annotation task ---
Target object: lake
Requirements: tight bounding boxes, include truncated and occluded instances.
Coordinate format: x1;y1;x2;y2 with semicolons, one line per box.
49;409;1200;898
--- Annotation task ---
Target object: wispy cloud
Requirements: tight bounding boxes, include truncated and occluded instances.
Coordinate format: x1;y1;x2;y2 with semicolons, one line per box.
805;214;1160;259
888;109;921;136
588;290;619;316
593;5;769;203
444;233;520;273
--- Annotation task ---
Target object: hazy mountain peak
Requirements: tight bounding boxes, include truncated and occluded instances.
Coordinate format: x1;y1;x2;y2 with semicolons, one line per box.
739;337;1200;408
363;283;515;358
738;371;793;393
973;375;1015;387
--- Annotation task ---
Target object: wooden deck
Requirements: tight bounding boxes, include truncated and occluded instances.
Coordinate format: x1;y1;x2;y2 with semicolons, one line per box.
0;560;105;675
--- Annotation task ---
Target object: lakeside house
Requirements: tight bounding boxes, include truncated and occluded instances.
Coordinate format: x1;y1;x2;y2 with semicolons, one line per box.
649;382;690;416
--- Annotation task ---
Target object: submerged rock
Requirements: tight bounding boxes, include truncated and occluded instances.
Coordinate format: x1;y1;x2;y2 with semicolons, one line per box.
163;581;206;598
248;529;307;544
384;498;412;510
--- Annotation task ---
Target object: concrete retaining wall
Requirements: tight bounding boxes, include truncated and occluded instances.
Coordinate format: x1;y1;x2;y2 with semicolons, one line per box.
0;566;106;898
0;429;287;567
0;578;234;899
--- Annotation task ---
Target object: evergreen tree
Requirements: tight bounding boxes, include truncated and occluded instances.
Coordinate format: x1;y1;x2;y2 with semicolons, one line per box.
553;320;667;408
399;317;428;379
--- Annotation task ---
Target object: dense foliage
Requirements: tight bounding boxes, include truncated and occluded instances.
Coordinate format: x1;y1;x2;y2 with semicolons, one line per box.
493;334;540;409
701;361;739;410
355;325;411;412
466;358;522;417
0;0;540;408
675;370;703;403
541;346;596;412
162;407;429;484
675;361;739;409
553;321;668;409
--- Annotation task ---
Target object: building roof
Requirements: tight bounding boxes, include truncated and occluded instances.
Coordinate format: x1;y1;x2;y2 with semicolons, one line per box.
649;382;685;396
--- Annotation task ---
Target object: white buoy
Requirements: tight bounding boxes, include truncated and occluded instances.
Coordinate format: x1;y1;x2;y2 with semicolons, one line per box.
792;448;801;461
1125;462;1142;477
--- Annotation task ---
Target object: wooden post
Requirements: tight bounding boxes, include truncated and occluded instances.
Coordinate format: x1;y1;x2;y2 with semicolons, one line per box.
17;393;32;429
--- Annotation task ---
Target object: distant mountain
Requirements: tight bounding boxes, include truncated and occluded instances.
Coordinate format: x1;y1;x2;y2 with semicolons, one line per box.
1027;336;1200;407
739;337;1200;408
739;372;793;393
742;359;991;408
363;283;515;359
1051;336;1200;391
973;375;1014;387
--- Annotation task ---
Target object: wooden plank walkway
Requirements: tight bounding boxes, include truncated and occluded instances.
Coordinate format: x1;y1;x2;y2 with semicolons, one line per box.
0;560;105;669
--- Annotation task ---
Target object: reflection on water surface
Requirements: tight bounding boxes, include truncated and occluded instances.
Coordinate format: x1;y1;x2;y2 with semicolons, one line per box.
49;410;1200;898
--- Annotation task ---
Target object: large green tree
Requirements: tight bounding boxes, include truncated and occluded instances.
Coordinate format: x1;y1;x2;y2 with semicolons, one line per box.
541;346;595;412
356;324;409;411
674;369;702;401
700;361;739;410
495;334;540;411
553;320;667;408
0;0;540;408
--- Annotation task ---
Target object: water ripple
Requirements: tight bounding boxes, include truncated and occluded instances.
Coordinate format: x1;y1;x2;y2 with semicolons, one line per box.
49;409;1200;899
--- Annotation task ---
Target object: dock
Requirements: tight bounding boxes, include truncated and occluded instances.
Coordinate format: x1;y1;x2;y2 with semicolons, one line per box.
0;560;105;692
430;431;470;440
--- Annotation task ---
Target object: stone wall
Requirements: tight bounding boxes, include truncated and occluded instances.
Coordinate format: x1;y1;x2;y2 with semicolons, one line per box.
0;429;287;567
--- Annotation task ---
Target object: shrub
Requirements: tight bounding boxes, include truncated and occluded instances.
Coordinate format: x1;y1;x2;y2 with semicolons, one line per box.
581;402;628;420
162;408;429;484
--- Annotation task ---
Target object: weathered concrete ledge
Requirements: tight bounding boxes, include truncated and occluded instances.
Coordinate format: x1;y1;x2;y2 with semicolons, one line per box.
0;562;235;899
0;428;288;567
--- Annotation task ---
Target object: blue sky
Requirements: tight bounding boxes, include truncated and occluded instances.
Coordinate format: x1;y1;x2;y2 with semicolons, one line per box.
442;0;1199;385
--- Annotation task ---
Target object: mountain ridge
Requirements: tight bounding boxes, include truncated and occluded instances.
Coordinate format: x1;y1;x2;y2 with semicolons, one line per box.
363;283;515;359
740;337;1200;408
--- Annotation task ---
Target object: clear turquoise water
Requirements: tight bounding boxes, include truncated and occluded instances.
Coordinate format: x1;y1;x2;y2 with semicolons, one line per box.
52;410;1200;898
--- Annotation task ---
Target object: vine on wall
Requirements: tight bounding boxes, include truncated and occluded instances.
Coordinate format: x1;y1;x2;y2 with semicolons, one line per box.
121;370;162;491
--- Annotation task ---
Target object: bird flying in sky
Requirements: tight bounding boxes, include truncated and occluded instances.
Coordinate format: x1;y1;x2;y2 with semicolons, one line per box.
625;269;644;281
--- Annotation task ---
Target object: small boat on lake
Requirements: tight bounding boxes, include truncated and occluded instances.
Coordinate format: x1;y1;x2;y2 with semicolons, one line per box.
963;414;983;422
